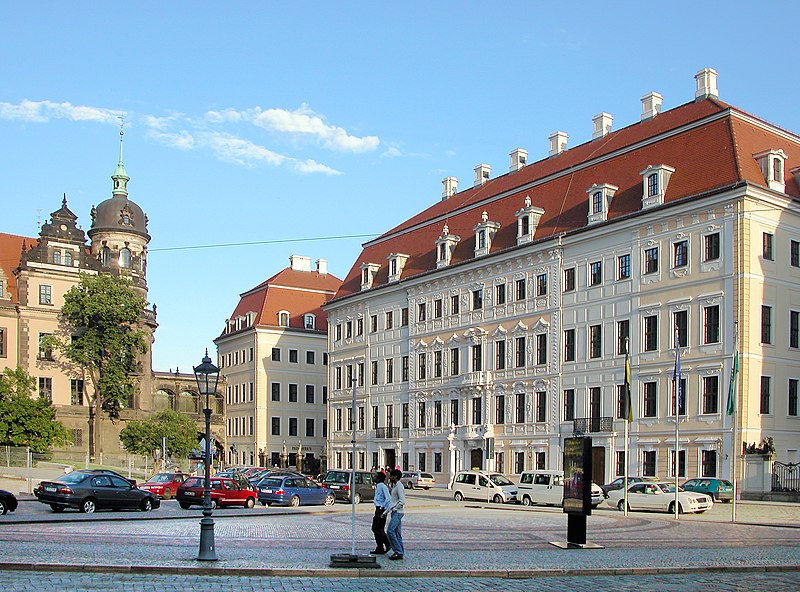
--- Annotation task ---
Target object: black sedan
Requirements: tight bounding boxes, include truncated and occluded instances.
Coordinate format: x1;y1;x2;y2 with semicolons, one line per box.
0;490;18;515
34;470;160;513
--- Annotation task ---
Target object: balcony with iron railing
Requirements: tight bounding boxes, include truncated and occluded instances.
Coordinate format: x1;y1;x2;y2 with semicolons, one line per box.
572;416;613;435
374;427;401;439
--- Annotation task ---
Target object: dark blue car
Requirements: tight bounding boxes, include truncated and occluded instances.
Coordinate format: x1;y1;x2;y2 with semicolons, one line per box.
257;475;335;507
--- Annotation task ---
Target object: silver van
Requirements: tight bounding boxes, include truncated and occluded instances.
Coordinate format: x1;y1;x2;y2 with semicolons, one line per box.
518;470;563;506
452;470;517;503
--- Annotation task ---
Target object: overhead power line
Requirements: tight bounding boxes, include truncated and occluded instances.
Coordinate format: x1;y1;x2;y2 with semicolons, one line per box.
148;233;379;253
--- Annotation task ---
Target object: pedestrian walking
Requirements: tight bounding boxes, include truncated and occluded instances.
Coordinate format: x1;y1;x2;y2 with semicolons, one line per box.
370;472;391;555
383;468;406;560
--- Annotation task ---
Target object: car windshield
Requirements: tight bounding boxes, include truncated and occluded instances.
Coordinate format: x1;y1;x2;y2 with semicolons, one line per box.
489;474;513;486
325;472;349;484
148;474;172;483
657;483;678;493
59;472;91;484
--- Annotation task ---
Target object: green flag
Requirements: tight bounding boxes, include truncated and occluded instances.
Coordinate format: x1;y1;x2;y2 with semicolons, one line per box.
726;352;738;416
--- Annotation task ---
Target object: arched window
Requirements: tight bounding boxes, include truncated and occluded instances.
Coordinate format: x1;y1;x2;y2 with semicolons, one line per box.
53;250;61;264
119;248;132;269
178;391;198;413
101;246;111;266
64;251;73;266
304;314;316;330
153;389;174;412
278;311;290;327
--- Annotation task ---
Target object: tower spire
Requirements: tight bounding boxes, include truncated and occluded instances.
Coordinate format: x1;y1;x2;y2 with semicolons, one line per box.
112;115;129;197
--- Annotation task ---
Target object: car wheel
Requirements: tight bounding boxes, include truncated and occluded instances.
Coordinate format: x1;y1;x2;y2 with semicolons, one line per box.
592;503;600;509
245;497;255;509
668;502;684;514
163;488;173;500
406;482;413;490
260;501;268;507
722;499;731;504
354;493;362;504
492;494;503;504
0;500;6;515
179;502;191;509
81;498;97;514
521;496;532;506
50;504;65;513
617;500;628;512
454;491;464;502
324;493;335;506
290;495;301;507
424;487;430;491
140;498;153;512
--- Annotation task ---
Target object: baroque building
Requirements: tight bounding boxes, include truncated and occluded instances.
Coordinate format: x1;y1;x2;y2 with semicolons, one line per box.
215;256;341;473
323;69;800;491
0;134;224;463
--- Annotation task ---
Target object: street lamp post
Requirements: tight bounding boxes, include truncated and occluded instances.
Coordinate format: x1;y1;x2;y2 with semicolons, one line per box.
194;349;220;562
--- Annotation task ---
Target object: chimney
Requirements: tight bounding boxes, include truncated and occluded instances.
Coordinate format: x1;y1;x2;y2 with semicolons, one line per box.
474;163;491;186
509;148;528;172
695;68;719;101
549;131;568;156
592;112;613;139
641;92;663;121
442;176;459;200
316;258;328;275
289;255;311;272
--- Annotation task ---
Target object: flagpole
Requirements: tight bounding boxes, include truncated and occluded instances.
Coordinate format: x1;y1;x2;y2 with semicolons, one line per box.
624;337;631;517
674;326;680;520
730;322;739;523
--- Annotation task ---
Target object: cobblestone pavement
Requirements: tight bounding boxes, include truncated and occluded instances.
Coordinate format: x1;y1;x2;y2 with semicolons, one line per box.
0;570;798;592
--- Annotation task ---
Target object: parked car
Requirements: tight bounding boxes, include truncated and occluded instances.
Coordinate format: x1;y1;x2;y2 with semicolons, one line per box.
34;470;159;513
0;490;18;515
322;470;375;503
600;476;658;495
682;478;734;502
214;469;252;491
452;470;517;504
516;470;604;509
252;469;303;488
176;476;256;509
137;472;190;499
591;483;605;508
606;481;713;514
257;474;335;507
400;471;436;490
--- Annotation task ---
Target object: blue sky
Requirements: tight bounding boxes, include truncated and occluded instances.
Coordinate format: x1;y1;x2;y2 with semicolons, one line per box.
1;2;797;373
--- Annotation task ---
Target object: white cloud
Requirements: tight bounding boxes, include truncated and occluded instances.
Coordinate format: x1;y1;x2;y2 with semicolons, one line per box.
381;145;403;159
204;108;247;124
253;104;379;153
146;129;195;150
0;99;121;124
201;132;288;168
294;159;341;175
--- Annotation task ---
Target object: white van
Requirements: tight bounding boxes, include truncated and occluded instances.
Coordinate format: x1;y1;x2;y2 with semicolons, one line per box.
518;470;563;507
452;470;517;503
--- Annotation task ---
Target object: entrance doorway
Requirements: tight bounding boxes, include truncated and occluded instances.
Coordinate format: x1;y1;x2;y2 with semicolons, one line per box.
470;448;483;470
384;448;396;470
592;446;606;485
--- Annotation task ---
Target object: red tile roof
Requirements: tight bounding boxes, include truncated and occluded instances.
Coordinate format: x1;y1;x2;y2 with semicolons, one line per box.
222;267;343;336
0;232;35;303
333;98;800;301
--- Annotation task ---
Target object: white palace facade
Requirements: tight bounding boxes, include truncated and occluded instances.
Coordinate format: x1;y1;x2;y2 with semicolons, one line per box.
323;69;800;489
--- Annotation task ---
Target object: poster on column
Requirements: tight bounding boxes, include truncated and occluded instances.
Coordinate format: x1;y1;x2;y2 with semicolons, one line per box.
563;436;592;515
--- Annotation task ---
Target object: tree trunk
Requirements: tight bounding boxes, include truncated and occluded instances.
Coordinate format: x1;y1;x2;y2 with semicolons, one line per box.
88;403;96;462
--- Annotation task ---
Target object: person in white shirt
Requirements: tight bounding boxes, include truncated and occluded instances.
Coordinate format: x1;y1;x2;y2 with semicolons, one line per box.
383;469;406;560
370;472;391;555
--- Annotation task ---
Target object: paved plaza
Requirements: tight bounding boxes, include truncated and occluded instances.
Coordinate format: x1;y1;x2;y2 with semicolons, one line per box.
0;489;798;590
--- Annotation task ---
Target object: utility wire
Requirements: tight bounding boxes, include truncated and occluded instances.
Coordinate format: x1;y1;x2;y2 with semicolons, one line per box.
148;233;379;253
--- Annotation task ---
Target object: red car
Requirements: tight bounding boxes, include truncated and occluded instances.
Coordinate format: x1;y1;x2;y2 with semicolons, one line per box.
176;476;256;509
138;472;190;499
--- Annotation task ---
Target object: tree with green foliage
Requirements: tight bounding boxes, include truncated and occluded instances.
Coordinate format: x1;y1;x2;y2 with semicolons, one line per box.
119;410;199;465
0;367;70;453
52;273;148;460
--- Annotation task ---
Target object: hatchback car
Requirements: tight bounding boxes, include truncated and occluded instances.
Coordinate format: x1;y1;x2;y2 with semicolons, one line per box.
322;470;375;503
34;471;160;513
137;472;190;499
176;476;256;509
0;490;18;515
606;481;713;514
682;478;734;502
257;474;335;507
400;472;436;490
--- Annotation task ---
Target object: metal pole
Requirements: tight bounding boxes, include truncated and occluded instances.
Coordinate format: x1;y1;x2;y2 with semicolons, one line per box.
350;378;357;556
198;393;217;561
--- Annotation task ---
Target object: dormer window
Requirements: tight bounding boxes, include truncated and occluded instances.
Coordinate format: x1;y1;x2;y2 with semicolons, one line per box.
387;253;409;283
53;250;61;265
753;149;787;193
304;314;316;330
586;183;619;225
515;196;544;246
473;211;500;258
64;251;73;267
360;262;380;291
435;224;460;269
640;164;675;208
278;311;290;327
